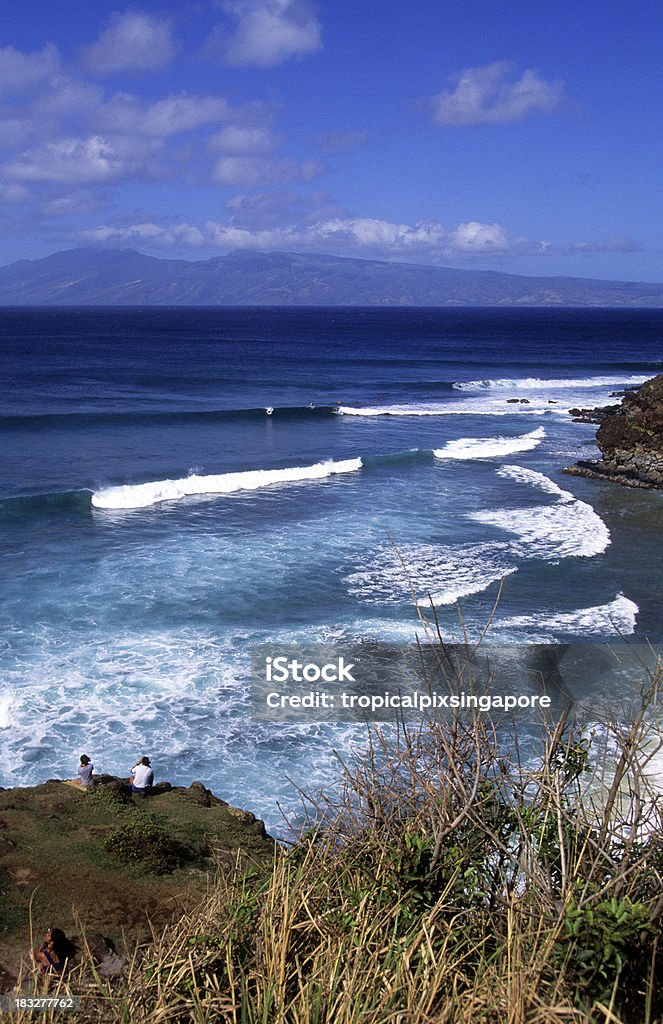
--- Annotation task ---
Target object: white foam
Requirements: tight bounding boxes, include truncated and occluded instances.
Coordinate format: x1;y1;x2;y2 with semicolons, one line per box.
0;692;13;730
452;375;649;391
496;464;573;500
434;427;545;460
337;396;605;417
499;595;639;637
92;458;363;510
469;465;610;559
345;541;517;607
337;400;556;417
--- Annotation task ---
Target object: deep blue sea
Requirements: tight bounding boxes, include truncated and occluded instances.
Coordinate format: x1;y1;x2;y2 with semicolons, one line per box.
1;307;662;830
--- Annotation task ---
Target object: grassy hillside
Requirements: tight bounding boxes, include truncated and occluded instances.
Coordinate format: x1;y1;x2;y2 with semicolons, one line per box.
0;779;274;978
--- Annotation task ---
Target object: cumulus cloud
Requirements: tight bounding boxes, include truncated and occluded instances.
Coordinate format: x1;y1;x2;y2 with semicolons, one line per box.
4;135;160;185
212;153;322;186
82;11;176;74
77;211;641;268
81;221;205;247
78;214;533;260
0;44;60;95
431;61;563;126
98;93;231;137
450;221;512;252
209;125;280;154
213;0;322;67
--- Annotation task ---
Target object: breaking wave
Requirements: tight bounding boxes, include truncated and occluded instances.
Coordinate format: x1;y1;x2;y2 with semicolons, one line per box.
434;427;545;460
498;594;639;637
92;458;363;510
452;374;649;391
469;465;610;559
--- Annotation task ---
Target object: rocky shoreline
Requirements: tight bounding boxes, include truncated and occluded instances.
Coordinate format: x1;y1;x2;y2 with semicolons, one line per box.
565;373;663;490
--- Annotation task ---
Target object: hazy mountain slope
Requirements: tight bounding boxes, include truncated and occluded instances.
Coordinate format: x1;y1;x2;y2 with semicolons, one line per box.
1;247;662;306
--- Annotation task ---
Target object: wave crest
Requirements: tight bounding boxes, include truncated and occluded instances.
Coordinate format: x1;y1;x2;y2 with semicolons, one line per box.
452;374;649;391
434;427;545;460
92;458;362;510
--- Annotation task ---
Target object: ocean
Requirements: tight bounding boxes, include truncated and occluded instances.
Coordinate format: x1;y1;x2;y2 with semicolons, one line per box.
1;306;662;832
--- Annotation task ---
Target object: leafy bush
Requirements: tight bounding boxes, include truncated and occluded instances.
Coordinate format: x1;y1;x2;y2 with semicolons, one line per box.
86;786;134;815
102;816;179;874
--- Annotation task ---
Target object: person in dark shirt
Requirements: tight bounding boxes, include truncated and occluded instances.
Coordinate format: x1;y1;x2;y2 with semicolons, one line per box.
77;754;94;789
34;928;76;974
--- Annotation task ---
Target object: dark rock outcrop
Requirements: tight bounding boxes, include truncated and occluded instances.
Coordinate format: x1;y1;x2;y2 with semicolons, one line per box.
566;374;663;489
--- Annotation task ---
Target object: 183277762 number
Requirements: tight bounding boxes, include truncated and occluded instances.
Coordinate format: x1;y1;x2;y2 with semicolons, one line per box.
0;996;80;1012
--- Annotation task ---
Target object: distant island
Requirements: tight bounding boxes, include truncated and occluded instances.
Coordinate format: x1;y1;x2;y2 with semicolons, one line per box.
2;247;663;306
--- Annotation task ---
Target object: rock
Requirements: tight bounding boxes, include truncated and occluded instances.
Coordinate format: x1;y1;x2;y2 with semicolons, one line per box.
568;404;620;425
0;963;17;993
565;374;663;489
186;781;214;806
83;933;126;978
506;398;520;404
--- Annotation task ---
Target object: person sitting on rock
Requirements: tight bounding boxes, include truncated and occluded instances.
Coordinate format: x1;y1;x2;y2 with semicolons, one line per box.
34;928;76;975
77;754;94;789
129;756;154;794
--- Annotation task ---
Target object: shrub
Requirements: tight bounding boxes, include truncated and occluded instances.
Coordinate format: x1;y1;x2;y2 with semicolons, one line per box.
102;816;179;874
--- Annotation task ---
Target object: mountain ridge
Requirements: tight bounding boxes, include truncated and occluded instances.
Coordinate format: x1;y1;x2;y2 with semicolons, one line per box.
1;247;663;306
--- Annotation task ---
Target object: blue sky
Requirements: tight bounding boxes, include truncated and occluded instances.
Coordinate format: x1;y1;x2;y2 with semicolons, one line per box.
0;0;660;279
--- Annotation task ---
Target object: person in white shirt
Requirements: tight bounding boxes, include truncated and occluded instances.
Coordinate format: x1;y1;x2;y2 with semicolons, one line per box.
130;756;154;793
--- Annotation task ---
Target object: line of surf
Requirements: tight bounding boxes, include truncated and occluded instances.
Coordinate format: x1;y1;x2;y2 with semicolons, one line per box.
451;374;650;391
91;458;363;510
434;427;545;460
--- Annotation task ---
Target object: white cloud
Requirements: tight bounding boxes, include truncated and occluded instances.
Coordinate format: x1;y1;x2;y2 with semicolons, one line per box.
212;154;320;186
209;126;280;154
4;135;160;185
450;221;512;251
79;214;529;260
431;62;563;126
81;222;205;246
99;93;231;137
0;44;60;95
39;77;102;119
78;213;641;268
82;11;176;74
216;0;322;67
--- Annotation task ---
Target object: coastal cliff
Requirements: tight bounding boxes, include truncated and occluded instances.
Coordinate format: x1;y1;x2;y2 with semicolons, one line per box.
0;776;274;983
566;373;663;488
